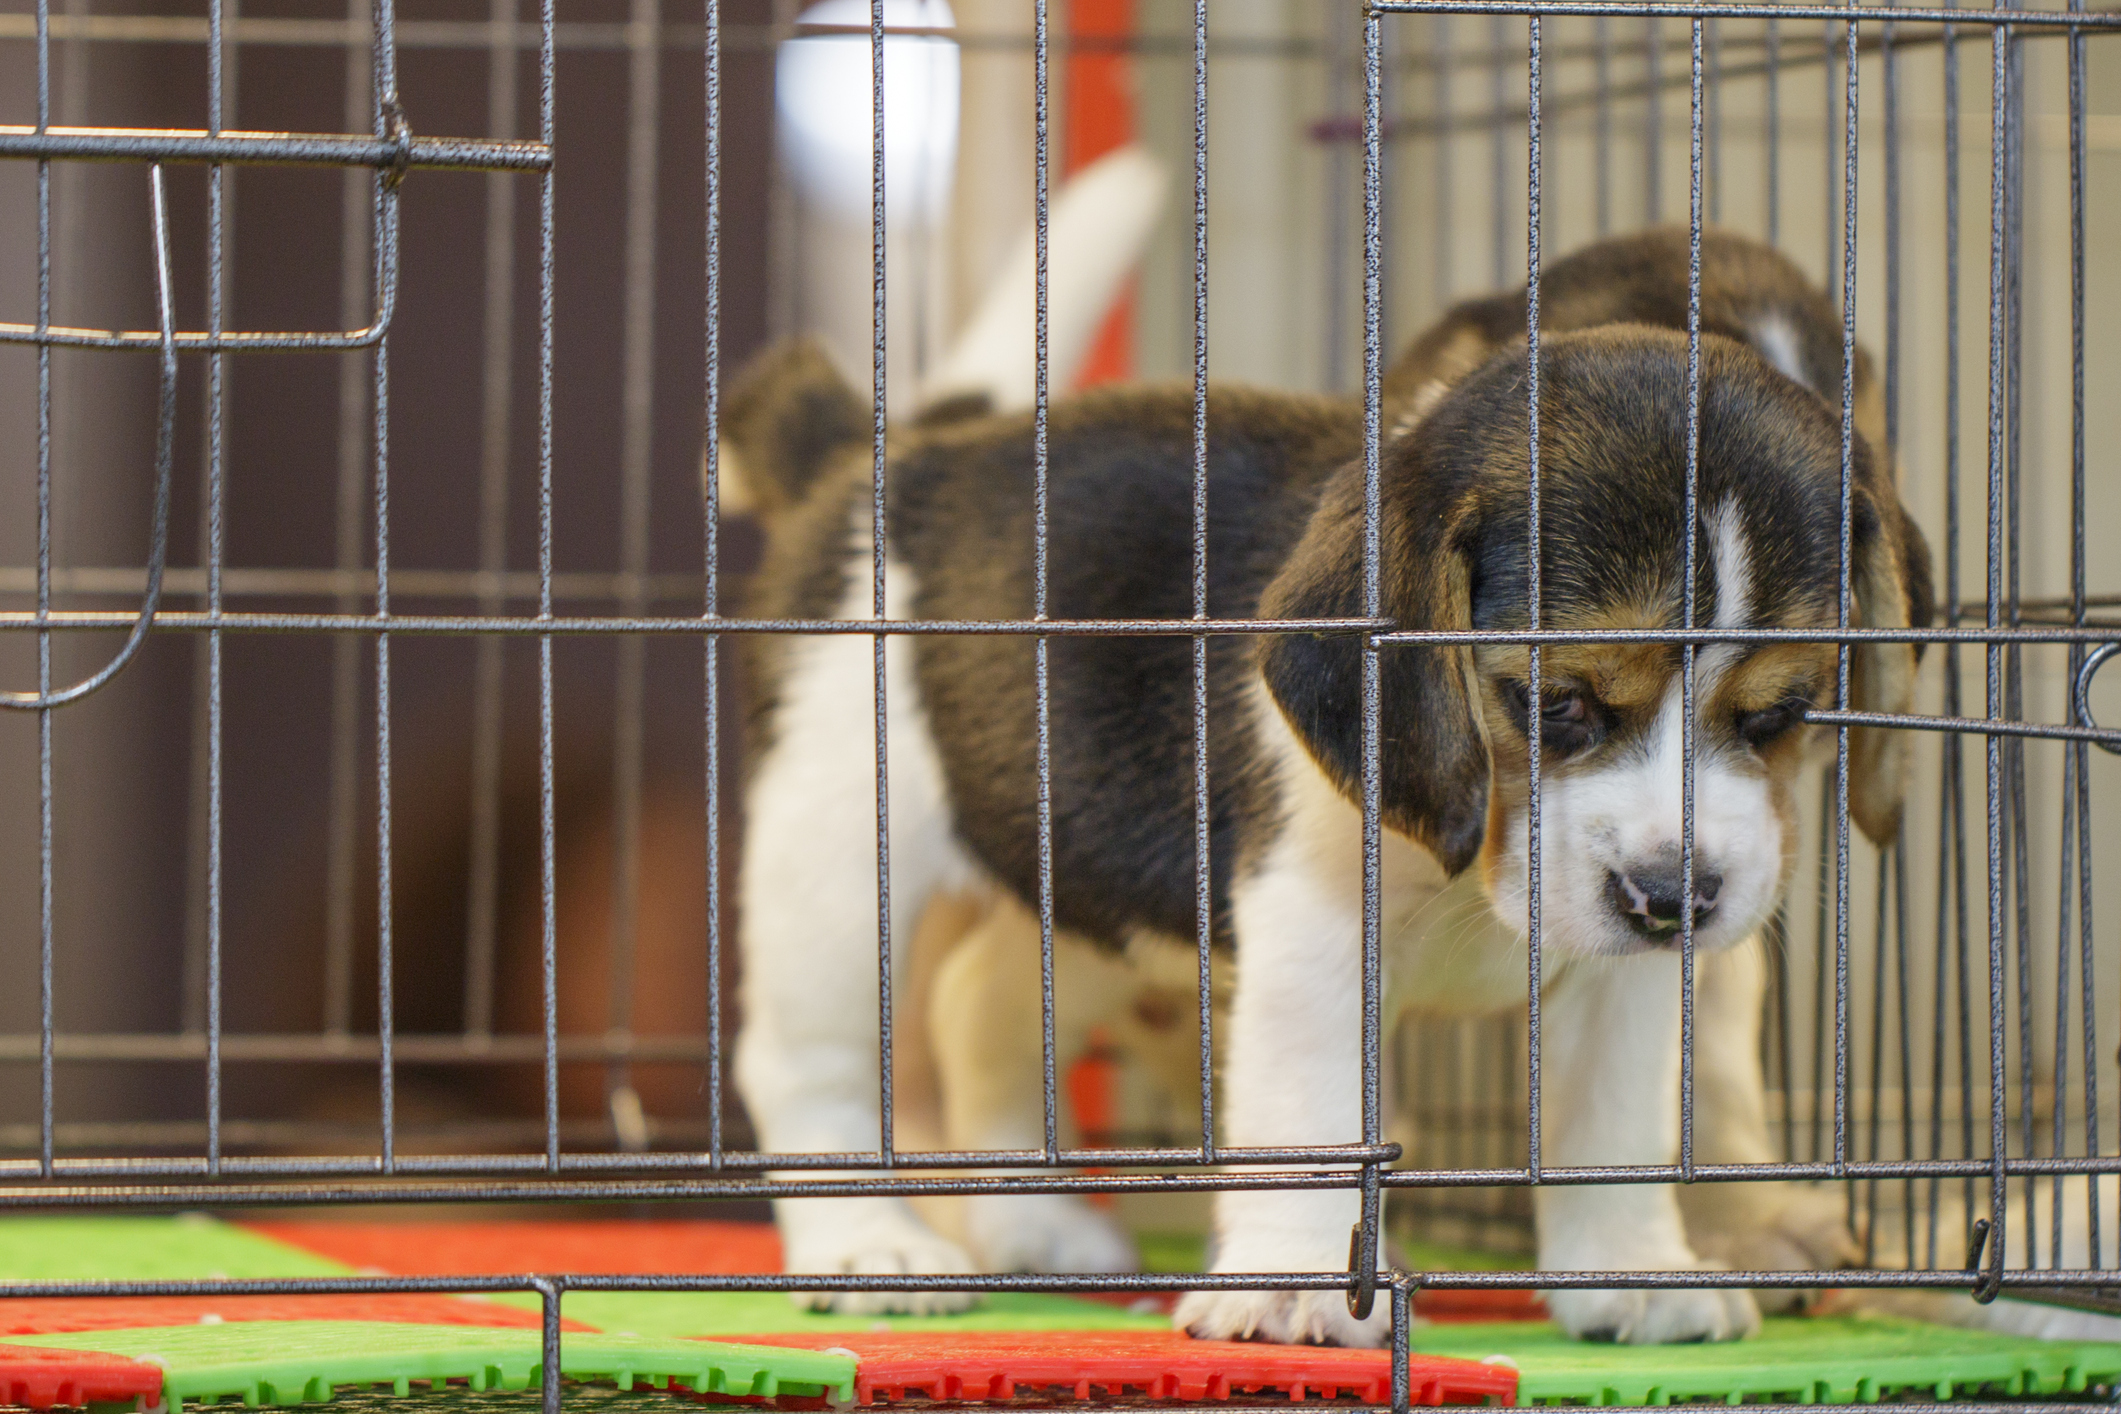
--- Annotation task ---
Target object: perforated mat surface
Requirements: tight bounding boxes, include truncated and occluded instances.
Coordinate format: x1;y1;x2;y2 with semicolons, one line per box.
0;1340;163;1411
6;1323;856;1407
14;1218;2121;1410
738;1329;1518;1406
1416;1314;2121;1405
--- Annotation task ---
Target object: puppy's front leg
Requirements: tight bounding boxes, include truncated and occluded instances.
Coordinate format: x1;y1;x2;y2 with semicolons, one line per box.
1677;937;1859;1300
1538;952;1760;1343
734;622;976;1314
1173;848;1390;1347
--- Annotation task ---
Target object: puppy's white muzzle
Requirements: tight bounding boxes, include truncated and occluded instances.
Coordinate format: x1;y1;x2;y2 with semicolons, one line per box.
1489;682;1787;959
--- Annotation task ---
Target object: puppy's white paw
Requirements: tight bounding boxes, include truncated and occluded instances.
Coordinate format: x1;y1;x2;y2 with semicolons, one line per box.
965;1194;1138;1274
1174;1288;1391;1347
785;1208;980;1316
1686;1184;1859;1314
1548;1273;1760;1345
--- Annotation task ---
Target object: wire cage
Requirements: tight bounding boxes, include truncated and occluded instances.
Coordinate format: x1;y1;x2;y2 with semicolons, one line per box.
2;0;2120;1407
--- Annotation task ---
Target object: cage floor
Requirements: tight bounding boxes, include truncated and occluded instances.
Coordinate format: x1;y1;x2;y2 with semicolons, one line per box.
245;1220;1170;1332
0;1340;164;1412
0;1217;1166;1336
13;1218;2121;1409
734;1330;1519;1406
5;1323;856;1407
0;1218;349;1283
0;1295;575;1336
238;1224;785;1281
1415;1314;2121;1405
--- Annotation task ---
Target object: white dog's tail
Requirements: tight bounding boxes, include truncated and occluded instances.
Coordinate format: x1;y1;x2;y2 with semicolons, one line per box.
714;142;1166;519
918;143;1167;416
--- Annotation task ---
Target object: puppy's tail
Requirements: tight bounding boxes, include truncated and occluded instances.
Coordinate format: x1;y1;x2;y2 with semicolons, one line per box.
713;145;1167;518
712;339;870;520
919;144;1167;414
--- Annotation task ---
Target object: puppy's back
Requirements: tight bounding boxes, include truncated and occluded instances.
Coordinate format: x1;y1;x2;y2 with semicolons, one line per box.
889;384;1360;949
1386;227;1859;416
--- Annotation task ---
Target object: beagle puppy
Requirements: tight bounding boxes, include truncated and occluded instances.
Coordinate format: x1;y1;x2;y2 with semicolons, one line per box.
724;227;1932;1345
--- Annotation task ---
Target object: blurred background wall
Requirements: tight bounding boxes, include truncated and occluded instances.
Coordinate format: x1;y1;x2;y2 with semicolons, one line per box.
0;0;777;1148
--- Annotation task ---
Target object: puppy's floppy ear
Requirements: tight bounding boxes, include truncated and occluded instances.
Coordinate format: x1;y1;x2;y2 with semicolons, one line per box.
1845;471;1935;845
718;339;869;519
1257;469;1490;874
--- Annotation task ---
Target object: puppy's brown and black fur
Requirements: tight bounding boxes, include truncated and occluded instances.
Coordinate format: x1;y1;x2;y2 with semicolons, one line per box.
733;226;1928;936
1380;226;1932;845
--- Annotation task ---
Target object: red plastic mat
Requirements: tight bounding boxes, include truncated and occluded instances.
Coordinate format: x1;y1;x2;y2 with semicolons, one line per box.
0;1340;162;1411
245;1221;783;1278
736;1330;1518;1405
1414;1288;1545;1324
0;1293;586;1336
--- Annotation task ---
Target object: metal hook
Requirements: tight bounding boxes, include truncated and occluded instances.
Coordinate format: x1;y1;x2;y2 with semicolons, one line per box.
2073;642;2121;755
1967;1217;2002;1303
1347;1217;1380;1321
2;164;178;712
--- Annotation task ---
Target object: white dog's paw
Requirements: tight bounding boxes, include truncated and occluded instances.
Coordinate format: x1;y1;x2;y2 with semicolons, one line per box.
1547;1272;1760;1345
785;1208;980;1316
1174;1288;1391;1347
1686;1184;1860;1314
965;1194;1138;1274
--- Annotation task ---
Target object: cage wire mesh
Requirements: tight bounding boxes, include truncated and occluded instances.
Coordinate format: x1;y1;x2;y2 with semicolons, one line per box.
1376;4;2121;1283
2;0;2121;1404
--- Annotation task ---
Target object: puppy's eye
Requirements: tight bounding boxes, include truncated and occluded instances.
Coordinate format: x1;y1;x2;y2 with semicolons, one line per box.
1505;681;1600;756
1541;692;1587;726
1736;697;1810;748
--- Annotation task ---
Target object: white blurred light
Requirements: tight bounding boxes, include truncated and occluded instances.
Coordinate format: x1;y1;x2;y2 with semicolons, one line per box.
777;0;959;221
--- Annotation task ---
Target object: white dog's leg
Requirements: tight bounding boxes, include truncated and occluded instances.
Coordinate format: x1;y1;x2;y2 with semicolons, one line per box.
735;561;977;1314
1677;936;1859;1303
929;899;1138;1276
1172;836;1390;1347
1538;952;1760;1343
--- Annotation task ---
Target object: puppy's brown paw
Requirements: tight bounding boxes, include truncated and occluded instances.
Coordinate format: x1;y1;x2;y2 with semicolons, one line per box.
1174;1289;1390;1347
1686;1184;1860;1313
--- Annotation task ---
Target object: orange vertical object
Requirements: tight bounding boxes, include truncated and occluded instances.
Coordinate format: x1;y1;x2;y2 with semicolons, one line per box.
1065;1027;1122;1148
1064;1026;1122;1208
1066;0;1136;388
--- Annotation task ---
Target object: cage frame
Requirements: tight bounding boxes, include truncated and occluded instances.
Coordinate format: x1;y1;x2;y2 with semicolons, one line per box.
5;0;2121;1409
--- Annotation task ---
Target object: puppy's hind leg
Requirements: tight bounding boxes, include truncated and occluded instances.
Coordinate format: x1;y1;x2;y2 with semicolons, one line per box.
930;897;1138;1277
735;571;978;1315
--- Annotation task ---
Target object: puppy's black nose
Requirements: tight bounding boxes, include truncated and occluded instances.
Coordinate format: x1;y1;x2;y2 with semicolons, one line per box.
1606;861;1722;940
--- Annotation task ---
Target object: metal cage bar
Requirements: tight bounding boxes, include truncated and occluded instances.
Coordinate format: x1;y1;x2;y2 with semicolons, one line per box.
4;1;2121;1398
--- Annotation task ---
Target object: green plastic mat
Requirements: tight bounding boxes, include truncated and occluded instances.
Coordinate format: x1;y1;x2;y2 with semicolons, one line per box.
1133;1231;1207;1275
480;1288;1168;1335
9;1322;855;1407
0;1217;1161;1336
1398;1240;1533;1274
0;1218;350;1282
1415;1314;2121;1406
1135;1230;1530;1279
